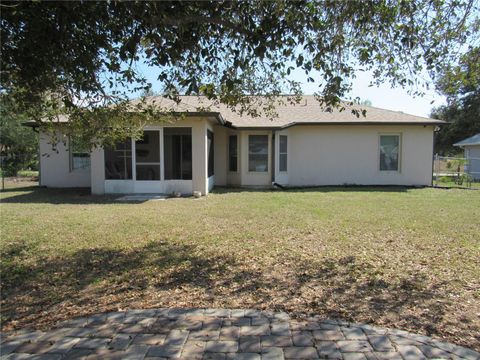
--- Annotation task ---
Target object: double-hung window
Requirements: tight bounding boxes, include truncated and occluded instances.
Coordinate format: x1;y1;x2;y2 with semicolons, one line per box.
248;135;268;172
69;137;90;171
279;135;288;172
379;134;401;171
228;135;238;172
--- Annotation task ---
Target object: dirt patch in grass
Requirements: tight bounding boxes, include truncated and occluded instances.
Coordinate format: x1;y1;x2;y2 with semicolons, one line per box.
1;183;479;350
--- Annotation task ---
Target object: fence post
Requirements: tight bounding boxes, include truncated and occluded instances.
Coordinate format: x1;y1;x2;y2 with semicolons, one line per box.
1;156;4;191
434;153;438;187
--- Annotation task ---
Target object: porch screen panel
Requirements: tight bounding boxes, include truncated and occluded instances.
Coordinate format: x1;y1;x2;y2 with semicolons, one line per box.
164;128;192;180
207;130;214;177
135;130;160;180
104;139;132;179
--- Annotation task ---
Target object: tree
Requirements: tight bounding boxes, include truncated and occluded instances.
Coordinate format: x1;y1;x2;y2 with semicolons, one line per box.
0;95;38;176
1;0;478;146
431;47;480;154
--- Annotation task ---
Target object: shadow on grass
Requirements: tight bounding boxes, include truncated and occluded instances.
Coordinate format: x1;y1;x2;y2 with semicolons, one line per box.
1;239;461;345
2;186;412;205
0;186;124;205
0;185;40;193
0;241;248;326
213;185;415;194
1;184;417;205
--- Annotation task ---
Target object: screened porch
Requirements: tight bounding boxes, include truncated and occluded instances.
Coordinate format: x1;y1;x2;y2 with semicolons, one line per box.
102;126;214;195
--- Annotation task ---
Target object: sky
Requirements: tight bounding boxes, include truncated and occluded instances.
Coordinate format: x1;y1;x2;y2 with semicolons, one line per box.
348;72;446;118
290;68;446;118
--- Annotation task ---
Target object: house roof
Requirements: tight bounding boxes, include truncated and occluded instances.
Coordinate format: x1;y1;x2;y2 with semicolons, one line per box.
24;95;444;128
136;95;444;128
453;133;480;147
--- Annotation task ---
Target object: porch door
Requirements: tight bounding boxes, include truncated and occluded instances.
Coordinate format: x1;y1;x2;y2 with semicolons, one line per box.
164;128;192;180
135;130;161;181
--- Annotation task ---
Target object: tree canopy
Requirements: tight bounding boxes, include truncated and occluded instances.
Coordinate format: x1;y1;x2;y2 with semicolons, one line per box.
0;95;38;175
1;0;478;146
431;46;480;154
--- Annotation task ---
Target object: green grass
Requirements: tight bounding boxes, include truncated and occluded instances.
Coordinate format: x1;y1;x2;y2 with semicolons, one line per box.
434;177;480;189
16;170;39;178
0;170;38;178
1;181;479;349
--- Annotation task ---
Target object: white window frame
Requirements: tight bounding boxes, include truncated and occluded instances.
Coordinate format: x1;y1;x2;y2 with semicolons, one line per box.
278;135;288;173
248;134;269;173
228;134;239;173
69;137;90;172
378;133;402;173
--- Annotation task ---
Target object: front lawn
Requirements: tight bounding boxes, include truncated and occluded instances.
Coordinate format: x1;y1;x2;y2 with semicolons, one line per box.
434;177;480;189
1;182;479;350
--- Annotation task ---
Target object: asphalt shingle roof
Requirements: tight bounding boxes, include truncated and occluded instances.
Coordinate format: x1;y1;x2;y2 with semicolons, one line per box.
453;133;480;147
27;95;444;128
139;95;444;128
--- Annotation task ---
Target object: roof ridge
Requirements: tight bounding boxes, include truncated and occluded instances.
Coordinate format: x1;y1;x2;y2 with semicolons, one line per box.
145;95;434;121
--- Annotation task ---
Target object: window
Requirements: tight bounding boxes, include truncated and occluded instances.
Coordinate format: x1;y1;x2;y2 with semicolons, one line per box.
248;135;268;172
207;130;214;177
164;127;192;180
69;137;90;171
135;130;160;180
379;135;400;171
105;139;132;179
279;135;287;172
228;135;238;172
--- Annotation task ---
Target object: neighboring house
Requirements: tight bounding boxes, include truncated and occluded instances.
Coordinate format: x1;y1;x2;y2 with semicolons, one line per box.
27;96;443;195
454;133;480;180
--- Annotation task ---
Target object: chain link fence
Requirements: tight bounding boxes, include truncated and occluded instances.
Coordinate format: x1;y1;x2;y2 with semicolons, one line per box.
433;154;480;188
0;152;39;190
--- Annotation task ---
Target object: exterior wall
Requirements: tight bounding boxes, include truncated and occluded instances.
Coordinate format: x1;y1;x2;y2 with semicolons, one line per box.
192;119;209;195
217;125;434;188
285;125;434;186
465;145;480;179
39;122;436;192
213;125;227;186
213;126;245;187
90;146;105;194
39;131;91;188
239;130;273;186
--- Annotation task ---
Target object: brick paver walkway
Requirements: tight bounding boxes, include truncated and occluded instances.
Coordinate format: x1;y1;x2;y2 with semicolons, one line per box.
1;308;478;359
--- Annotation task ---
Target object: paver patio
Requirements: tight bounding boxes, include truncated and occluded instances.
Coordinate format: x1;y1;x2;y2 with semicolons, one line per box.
1;308;478;359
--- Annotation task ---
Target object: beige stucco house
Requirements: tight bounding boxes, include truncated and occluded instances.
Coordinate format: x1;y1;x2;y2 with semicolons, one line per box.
32;96;443;195
454;133;480;180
